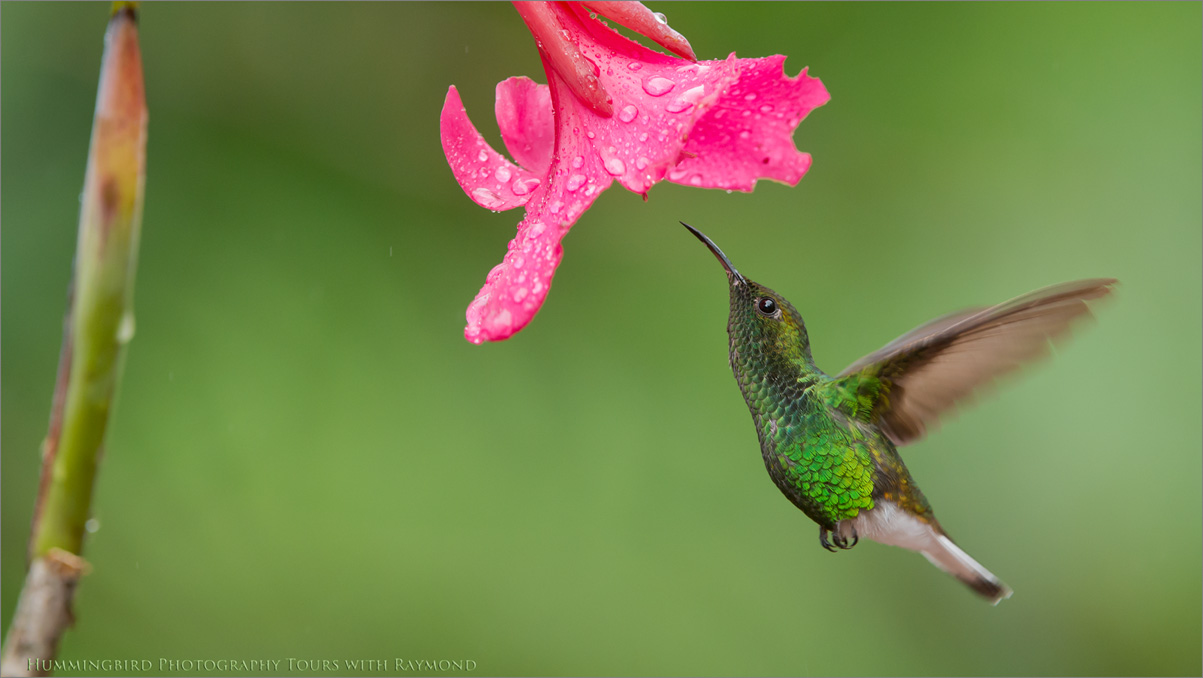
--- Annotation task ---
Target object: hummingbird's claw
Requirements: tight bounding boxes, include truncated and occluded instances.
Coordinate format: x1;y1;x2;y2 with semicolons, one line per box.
830;522;860;550
819;526;838;553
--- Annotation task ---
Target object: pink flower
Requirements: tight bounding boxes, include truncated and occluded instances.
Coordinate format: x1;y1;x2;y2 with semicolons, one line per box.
442;2;830;343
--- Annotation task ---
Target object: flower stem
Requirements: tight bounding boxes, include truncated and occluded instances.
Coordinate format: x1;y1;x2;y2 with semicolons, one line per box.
1;4;146;675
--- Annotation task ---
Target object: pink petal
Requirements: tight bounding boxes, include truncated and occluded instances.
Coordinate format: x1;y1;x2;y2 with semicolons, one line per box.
457;3;830;343
495;77;555;176
464;84;615;344
670;55;830;192
440;86;546;211
513;1;613;117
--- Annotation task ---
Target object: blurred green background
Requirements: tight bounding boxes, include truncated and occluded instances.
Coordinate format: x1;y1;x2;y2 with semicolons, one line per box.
3;2;1200;676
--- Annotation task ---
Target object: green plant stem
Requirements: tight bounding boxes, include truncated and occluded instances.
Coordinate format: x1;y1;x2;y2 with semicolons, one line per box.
1;4;146;675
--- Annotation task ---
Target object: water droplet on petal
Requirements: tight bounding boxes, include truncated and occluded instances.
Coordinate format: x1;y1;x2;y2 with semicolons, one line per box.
511;178;540;196
642;77;675;97
472;187;506;209
739;130;752;140
512;255;525;269
689;174;703;186
549;200;563;214
635;157;649;170
619;105;638;123
744;92;757;101
668;167;688;181
638;132;649;142
494;309;512;327
604;157;626;176
512;287;529;303
495;166;512;182
586;131;595;139
528;222;546;238
666;100;693;114
653;11;667;24
566;174;587;191
572;156;585;169
486;262;506;284
760;104;774;113
628;62;642;71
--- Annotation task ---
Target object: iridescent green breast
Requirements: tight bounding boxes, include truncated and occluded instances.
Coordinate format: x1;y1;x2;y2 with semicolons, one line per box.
752;392;877;527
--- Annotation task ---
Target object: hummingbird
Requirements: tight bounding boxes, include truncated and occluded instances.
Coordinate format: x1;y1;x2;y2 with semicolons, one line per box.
683;222;1114;603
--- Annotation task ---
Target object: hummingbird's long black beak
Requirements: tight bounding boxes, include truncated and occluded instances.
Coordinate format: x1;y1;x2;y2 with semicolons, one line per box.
682;222;745;285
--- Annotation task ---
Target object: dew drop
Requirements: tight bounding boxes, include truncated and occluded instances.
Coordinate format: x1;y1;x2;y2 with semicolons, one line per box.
689;174;703;186
586;131;595;139
495;166;512;182
668;167;688;181
744;92;757;101
512;255;525;269
477;149;489;162
486;262;506;284
116;312;136;344
604;157;626;175
511;178;540;196
739;130;752;140
618;105;638;123
528;222;546;238
627;62;642;71
495;309;513;327
642;77;675;97
638;132;649;142
566;174;587;191
635;157;649;170
512;287;529;303
759;104;774;113
653;11;667;24
471;186;505;207
549;200;563;214
85;518;100;534
666;100;693;114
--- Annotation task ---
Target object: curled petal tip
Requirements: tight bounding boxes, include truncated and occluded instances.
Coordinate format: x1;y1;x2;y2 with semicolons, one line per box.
580;1;697;61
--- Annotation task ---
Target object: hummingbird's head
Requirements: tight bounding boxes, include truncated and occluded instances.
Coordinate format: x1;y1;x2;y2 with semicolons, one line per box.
682;223;814;362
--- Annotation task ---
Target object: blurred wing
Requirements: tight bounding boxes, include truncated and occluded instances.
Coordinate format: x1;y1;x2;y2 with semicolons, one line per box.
836;278;1116;446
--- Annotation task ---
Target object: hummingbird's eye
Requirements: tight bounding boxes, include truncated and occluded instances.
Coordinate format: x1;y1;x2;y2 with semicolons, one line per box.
756;297;778;316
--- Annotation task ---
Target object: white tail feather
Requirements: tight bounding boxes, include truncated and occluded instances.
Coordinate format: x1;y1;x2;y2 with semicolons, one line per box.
852;501;1013;604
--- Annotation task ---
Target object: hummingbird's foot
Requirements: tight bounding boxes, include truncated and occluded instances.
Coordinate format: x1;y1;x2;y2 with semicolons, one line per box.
834;521;859;549
819;526;838;553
